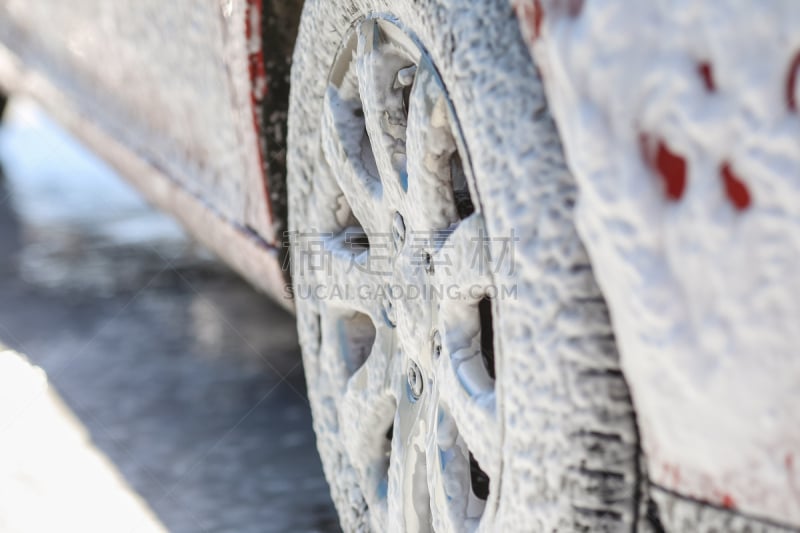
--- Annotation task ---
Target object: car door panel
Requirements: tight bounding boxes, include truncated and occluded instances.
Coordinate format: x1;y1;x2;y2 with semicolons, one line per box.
0;0;273;240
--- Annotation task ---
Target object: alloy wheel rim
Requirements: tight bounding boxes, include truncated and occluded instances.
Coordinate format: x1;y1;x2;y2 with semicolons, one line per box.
295;16;502;532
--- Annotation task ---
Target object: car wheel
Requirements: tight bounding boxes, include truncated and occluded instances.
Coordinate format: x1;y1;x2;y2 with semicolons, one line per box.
287;1;643;531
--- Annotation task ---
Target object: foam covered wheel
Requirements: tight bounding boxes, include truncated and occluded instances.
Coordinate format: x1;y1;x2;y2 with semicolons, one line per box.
287;1;643;531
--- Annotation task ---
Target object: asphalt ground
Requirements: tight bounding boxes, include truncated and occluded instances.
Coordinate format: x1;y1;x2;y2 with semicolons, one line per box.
0;98;340;533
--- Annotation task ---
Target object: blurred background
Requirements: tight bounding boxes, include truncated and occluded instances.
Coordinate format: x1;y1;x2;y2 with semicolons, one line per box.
0;97;340;532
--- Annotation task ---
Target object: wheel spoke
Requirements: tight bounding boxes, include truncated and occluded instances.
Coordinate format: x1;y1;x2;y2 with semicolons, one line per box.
317;309;371;393
432;214;499;476
430;213;494;298
428;402;492;533
356;20;412;205
297;230;389;325
404;58;460;232
386;381;434;533
338;326;400;526
435;338;500;480
321;82;392;237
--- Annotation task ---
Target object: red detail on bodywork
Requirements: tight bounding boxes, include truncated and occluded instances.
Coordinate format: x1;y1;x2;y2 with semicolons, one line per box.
721;493;736;509
787;51;800;112
519;0;544;41
641;135;687;201
518;0;583;41
663;463;681;488
698;61;715;92
245;0;274;223
720;162;751;211
246;1;267;102
787;453;800;503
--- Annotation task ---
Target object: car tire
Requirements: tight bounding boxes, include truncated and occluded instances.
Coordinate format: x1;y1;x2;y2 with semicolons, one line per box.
287;0;644;531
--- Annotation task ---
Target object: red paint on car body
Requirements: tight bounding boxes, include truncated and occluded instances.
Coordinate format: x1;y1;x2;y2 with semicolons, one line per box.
788;453;800;503
245;0;274;223
662;462;681;488
787;51;800;112
698;61;715;92
520;0;544;41
721;493;736;509
721;162;751;211
641;135;687;201
655;142;687;201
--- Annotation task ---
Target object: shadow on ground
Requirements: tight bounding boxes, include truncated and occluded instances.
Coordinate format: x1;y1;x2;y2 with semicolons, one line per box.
0;99;340;532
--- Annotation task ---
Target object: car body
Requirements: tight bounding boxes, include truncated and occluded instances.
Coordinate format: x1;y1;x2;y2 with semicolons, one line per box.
0;0;798;531
0;0;300;305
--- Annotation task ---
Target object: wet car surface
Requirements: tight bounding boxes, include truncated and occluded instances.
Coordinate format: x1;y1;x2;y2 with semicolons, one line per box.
0;99;340;532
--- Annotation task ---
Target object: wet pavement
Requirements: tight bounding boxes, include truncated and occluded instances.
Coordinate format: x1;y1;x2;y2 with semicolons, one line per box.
0;99;340;532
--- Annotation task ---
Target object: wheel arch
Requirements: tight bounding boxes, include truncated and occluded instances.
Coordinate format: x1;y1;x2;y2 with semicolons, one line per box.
250;0;305;279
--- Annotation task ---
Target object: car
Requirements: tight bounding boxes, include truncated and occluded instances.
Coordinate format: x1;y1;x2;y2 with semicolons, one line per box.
0;1;798;531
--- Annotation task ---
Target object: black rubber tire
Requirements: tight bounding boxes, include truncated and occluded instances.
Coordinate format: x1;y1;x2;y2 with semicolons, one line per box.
287;1;644;531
